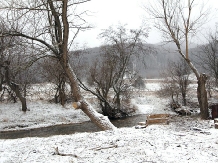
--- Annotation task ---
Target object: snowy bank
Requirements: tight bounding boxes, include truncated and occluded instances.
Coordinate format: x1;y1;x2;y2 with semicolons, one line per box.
0;117;218;163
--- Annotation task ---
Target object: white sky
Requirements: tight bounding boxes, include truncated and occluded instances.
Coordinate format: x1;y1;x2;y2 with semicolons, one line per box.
75;0;218;48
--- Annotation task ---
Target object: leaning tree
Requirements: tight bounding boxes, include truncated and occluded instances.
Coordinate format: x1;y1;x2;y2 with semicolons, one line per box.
0;0;115;130
146;0;210;119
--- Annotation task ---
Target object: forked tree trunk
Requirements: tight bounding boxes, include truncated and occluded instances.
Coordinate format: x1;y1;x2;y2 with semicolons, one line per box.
197;74;209;119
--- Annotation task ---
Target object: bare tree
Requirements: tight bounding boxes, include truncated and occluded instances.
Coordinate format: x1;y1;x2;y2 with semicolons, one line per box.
161;59;191;106
0;24;29;111
173;60;191;106
0;0;115;130
197;26;218;85
195;26;218;98
38;49;87;106
39;57;68;106
146;0;209;119
80;25;150;118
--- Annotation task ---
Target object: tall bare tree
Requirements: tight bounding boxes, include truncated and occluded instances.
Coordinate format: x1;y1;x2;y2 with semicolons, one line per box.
197;26;218;85
0;0;115;130
80;25;150;118
146;0;209;119
0;23;30;111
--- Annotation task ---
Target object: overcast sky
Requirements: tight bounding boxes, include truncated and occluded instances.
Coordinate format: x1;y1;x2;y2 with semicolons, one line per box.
75;0;218;48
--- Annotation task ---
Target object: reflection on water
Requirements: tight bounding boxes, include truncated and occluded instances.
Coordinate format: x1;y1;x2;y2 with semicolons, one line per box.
0;115;147;139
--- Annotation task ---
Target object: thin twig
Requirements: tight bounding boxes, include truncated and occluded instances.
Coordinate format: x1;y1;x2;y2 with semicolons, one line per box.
89;144;118;151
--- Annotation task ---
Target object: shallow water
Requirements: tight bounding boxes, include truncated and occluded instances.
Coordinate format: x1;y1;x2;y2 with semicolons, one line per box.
0;114;147;139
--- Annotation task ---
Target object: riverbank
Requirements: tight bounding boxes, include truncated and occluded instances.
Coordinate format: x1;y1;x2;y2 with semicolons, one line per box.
1;82;218;162
1;116;217;163
0;92;172;132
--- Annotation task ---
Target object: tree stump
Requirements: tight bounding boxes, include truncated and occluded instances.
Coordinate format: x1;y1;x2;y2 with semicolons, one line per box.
215;123;218;129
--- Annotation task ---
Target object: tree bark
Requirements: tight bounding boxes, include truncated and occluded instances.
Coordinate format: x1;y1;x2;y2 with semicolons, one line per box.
197;74;209;119
59;0;116;130
182;93;187;106
63;62;116;130
5;65;27;112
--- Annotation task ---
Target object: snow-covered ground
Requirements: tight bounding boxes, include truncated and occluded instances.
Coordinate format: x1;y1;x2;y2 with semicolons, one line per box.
0;101;89;131
1;119;217;163
0;82;218;163
0;83;168;131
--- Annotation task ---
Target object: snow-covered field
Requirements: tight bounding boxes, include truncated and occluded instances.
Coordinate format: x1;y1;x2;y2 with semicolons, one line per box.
0;82;218;163
1;122;218;163
0;101;89;131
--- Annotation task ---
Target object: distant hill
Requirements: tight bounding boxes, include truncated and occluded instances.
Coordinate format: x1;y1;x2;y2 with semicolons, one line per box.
80;43;200;78
24;42;203;84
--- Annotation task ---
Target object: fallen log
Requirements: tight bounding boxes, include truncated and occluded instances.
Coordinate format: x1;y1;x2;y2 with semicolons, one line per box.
146;118;169;125
146;114;170;125
138;122;147;125
148;114;169;119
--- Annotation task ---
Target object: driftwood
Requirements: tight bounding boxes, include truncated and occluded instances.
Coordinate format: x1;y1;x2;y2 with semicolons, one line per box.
136;114;170;129
135;124;148;129
54;147;78;157
89;144;118;151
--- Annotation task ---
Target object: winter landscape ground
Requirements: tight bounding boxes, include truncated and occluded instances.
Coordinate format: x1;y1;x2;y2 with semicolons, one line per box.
0;81;218;163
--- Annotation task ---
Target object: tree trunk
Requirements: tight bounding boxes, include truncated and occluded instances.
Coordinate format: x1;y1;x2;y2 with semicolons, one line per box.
182;93;187;106
59;76;66;106
0;77;3;92
63;62;116;130
197;74;209;119
182;58;209;119
57;0;115;130
9;82;28;112
5;63;27;112
19;95;27;112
